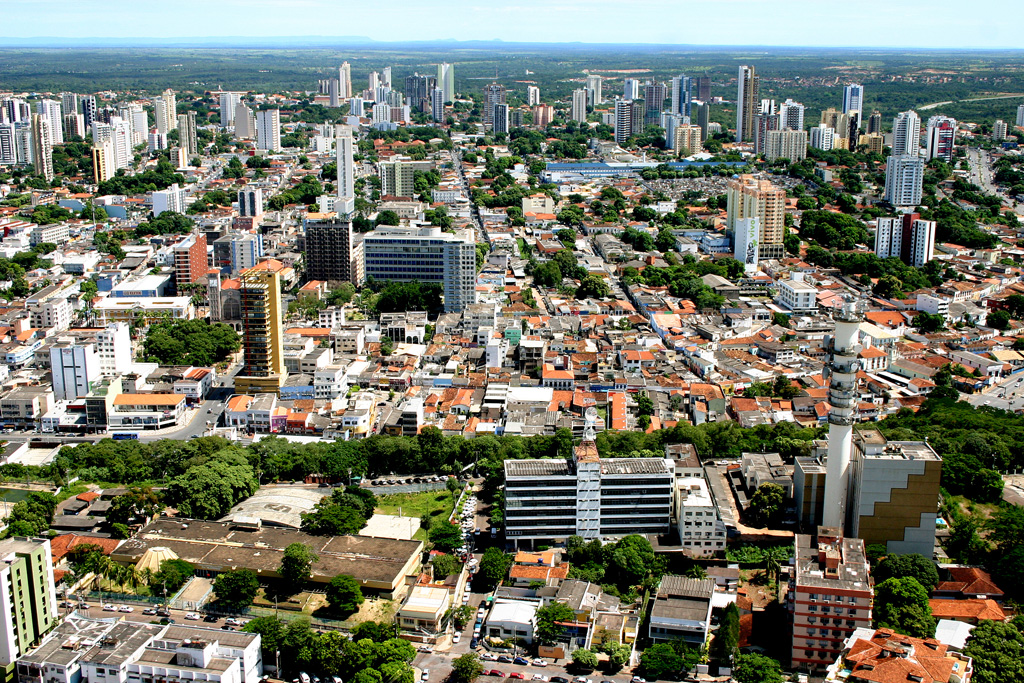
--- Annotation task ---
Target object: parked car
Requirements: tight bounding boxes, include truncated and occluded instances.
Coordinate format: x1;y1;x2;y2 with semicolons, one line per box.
204;614;219;622
453;632;461;643
551;677;570;683
185;612;200;620
470;638;479;648
156;608;171;617
417;646;433;654
118;606;134;613
224;617;242;626
485;671;504;678
513;657;529;665
509;674;525;680
497;655;514;663
142;607;157;615
532;676;549;682
102;604;117;612
420;671;429;681
481;653;499;661
630;678;647;683
532;660;548;668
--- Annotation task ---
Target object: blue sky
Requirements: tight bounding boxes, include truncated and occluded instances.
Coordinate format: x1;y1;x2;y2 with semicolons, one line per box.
4;0;1023;49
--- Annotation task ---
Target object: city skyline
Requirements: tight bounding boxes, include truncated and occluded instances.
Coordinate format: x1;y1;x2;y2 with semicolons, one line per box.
3;0;1023;49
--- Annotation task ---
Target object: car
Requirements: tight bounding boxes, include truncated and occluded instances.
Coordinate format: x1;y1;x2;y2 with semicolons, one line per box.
421;671;429;681
497;655;513;664
481;653;499;661
156;608;171;617
513;657;529;665
118;606;134;612
484;671;504;678
509;674;525;680
532;676;548;682
185;612;200;620
225;617;242;626
417;646;433;654
78;603;90;610
59;601;75;608
103;604;117;612
551;677;570;683
630;678;647;683
142;607;158;615
453;632;461;643
470;638;479;648
204;614;219;622
532;660;548;668
221;625;236;631
573;678;591;683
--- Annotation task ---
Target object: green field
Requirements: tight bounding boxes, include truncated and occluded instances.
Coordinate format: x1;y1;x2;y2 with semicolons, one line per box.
374;490;456;542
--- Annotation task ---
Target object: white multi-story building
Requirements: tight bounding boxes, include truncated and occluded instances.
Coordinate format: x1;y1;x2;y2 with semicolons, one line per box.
842;84;864;124
36;99;64;145
891;110;921;156
430;88;444;123
152;183;187;217
234;102;255;139
437;62;454;103
97;322;132;375
809;124;835;151
775;275;818;312
993;119;1009;142
0;537;57;668
875;214;936;267
585;74;603;106
219;92;242;128
571;89;588;124
1017;104;1024;128
526;85;541;106
674;477;728;556
362;225;477;313
884;154;925;207
153;89;176;136
31;114;54;182
255;109;281;152
614;99;633;145
237;187;263;217
925;115;957;162
30;297;73;332
764;129;807;161
336;126;355;204
50;343;100;401
733;216;760;274
779;98;805;131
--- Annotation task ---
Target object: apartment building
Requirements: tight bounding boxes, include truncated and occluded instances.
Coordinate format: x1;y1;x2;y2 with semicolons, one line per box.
775;275;818;312
304;216;354;284
874;213;936;267
173;232;208;289
726;174;786;259
674;477;728;557
234;261;287;395
0;537;58;668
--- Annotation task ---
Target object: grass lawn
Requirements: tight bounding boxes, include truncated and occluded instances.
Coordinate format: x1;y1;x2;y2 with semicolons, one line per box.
374;490;455;523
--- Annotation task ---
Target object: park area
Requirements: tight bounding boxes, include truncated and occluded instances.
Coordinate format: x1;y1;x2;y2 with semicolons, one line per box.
374;490;456;541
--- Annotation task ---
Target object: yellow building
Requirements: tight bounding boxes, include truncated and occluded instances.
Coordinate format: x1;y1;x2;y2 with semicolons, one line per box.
858;133;885;155
234;259;287;395
673;124;703;156
726;174;787;259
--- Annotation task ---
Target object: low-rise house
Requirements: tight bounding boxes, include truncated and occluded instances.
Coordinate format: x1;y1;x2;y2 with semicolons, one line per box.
648;575;715;646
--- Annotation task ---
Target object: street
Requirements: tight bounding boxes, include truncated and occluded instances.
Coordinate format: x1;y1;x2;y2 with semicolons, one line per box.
965;373;1024;411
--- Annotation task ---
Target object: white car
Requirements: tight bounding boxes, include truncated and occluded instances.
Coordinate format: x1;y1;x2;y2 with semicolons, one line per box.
532;676;548;681
185;612;200;620
453;632;461;643
420;670;429;681
102;604;117;612
481;653;499;661
417;646;433;654
118;605;134;613
532;660;548;668
224;618;242;626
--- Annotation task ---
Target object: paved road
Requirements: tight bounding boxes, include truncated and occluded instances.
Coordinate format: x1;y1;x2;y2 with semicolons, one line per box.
919;93;1024;111
965;373;1024;411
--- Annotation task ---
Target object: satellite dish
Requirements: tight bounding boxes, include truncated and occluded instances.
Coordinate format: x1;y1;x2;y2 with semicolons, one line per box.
584;407;598;424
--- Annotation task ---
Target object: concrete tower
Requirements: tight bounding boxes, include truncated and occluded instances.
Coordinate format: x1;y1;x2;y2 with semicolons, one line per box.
822;302;862;529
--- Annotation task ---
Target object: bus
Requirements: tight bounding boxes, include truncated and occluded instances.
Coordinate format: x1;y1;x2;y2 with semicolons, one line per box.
111;433;138;441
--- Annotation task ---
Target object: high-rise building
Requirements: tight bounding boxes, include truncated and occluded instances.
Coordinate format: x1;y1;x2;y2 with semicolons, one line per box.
255;109;281;152
726;174;786;259
437;62;454;103
875;213;936;266
0;123;17;165
339;62;352;99
695;75;711;102
736;65;759;143
754;112;780;155
884;154;925;207
304;216;354;284
336;126;355;204
405;73;436;113
630;100;646;137
571;89;588;124
614;99;633;145
153;89;176;136
842;84;865;124
1017;104;1024;128
349;97;364;118
820;108;850;141
64;113;85;139
622;78;640;101
152;183;186;217
858;133;884;155
779;98;805;131
0;537;58;668
787;529;873;671
82;95;97;134
585;74;602;107
362;225;477;312
891;110;921;156
669;75;691;117
492;103;510;134
36;99;64;145
173;232;208;288
60;92;80;118
125;104;148;146
219;92;242;127
50;343;100;401
328;78;340;108
531;105;553;129
733;217;760;274
765;129;808;162
993;119;1009;141
92;141;115;183
483;83;506;127
177;111;198;158
925;115;957;162
234;102;255;139
526;85;541;106
672;124;703;157
382;66;392;88
867;110;883;135
809;124;835;151
234;260;287;395
643;82;668;122
695;103;710;142
661;113;684;151
378;160;415;198
30;113;54;182
238;187;264;217
97;322;132;375
430;88;445;123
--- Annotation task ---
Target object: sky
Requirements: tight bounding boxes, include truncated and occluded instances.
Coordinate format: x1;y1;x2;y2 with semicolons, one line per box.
4;0;1024;49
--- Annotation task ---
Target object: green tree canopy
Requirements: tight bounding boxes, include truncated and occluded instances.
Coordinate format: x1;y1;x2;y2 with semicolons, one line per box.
451;653;484;683
874;577;936;638
873;554;940;590
279;543;318;586
142;319;240;367
535;601;575;644
212;568;260;611
325;574;364;614
962;620;1024;683
733;653;784;683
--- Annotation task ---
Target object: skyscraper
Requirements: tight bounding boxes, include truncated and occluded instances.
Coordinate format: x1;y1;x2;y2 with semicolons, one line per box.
437;62;455;103
483;83;506;127
884;154;925;207
669;75;691;117
234;102;255;139
672;124;702;157
82;95;97;134
328;79;340;108
234;260;287;395
36;99;63;145
492;103;510;134
405;73;436;113
382;66;392;89
875;213;936;267
820;108;851;142
51;343;100;401
585;74;603;107
304;216;354;284
526;85;541;106
754;112;780;155
219;92;242;127
779;99;805;131
60;92;80;118
571;89;588;124
696;76;711;102
867;110;883;135
614;99;633;145
177;111;198;157
925;115;957;162
695;102;710;142
1017;104;1024;128
336;126;355;204
30;113;54;182
809;124;835;151
255;109;281;152
735;65;759;143
431;88;445;123
623;78;640;101
153;89;176;136
0;123;17;165
842;84;865;125
891;110;921;156
643;82;667;123
339;62;352;99
379;160;415;198
726;174;786;259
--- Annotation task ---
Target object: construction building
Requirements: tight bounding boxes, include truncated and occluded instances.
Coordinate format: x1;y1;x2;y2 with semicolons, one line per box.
234;260;287;395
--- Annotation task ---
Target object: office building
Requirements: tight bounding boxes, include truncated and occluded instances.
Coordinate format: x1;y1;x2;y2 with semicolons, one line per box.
810;124;835;151
405;73;436;113
503;436;673;546
238;187;264;217
787;529;873;671
0;537;58;669
891;110;921;156
884;154;925;207
695;75;711;102
219;91;242;127
177;110;198;157
30;114;54;182
526;85;541;106
437;62;454;103
993;119;1008;141
736;65;759;143
571;89;588;124
765;129;808;162
779;98;805;131
378;160;415;198
36;99;63;145
362;225;477;313
585;74;603;107
672;124;703;157
483;83;506;127
643;82;668;122
623;78;640;101
234;261;287;395
50;343;100;401
213;232;264;276
669;74;691;117
1017;104;1024;128
726;174;786;259
152;183;186;217
842;84;865;124
255;109;281;152
304;216;354;284
81;95;97;133
173;232;208;288
867;110;883;135
875;213;936;267
925;115;956;162
493;103;510;134
695;102;710;142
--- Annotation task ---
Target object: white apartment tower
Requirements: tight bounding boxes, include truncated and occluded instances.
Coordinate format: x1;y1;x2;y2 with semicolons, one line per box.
431;88;445;122
36;99;64;145
234;102;255;139
884;154;925;207
336;126;355;209
614;99;633;145
526;85;541;106
736;65;759;143
891;110;921;156
993;119;1009;142
779;99;805;131
585;74;603;106
30;113;54;182
50;344;100;401
255;109;281;152
153;89;176;135
1017;104;1024;128
809;124;835;151
764;129;808;162
437;62;454;103
925;115;957;162
875;213;936;267
238;187;264;217
623;78;640;101
339;62;352;99
842;84;865;124
219;92;242;128
97;322;132;375
571;89;588;124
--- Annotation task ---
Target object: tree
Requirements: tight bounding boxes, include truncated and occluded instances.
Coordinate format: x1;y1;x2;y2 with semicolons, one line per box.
639;643;684;679
532;260;562;287
166;449;258;519
212;569;260;611
376;210;400;226
874;577;935;638
963;620;1024;683
301;487;375;536
428;520;463;551
379;337;394;356
451;653;484;683
477;547;513;590
748;483;785;526
150;558;195;597
432;553;462;578
986;505;1024;552
4;491;57;536
106;486;162;525
279;543;318;586
987;309;1011;330
873;554;940;590
710;602;740;666
325;574;364;614
733;654;784;683
608;535;657;589
142;319;241;367
636;394;655;417
571;648;598;671
873;274;904;299
535;601;575;644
